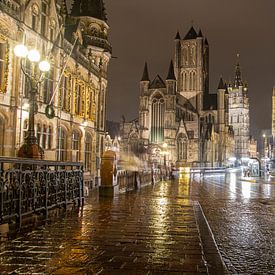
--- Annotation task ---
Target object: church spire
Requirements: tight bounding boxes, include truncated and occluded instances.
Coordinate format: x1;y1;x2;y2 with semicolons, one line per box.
71;0;107;21
141;62;150;81
234;54;243;87
166;60;176;80
60;0;68;16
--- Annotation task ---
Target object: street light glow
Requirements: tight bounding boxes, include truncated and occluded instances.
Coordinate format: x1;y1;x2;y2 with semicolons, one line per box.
39;60;51;72
14;44;28;58
27;49;40;62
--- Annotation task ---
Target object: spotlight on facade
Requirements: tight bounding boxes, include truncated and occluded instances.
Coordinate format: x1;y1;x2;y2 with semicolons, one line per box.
14;44;28;58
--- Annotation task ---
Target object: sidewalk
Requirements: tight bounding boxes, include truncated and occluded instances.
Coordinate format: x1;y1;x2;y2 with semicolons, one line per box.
0;180;226;274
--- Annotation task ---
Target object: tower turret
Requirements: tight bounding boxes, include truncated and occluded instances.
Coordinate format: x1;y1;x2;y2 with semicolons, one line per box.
234;54;243;88
140;62;150;94
166;60;176;94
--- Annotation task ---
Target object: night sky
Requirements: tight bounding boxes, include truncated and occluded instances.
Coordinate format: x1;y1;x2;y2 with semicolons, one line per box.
70;1;275;138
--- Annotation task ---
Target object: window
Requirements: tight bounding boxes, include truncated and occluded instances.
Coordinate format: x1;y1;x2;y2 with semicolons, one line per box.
31;4;39;31
48;126;52;149
177;134;187;161
75;83;81;115
60;74;71;112
72;130;80;161
84;133;92;171
41;1;48;36
0;42;9;93
42;124;47;148
23;119;28;140
43;68;54;104
49;19;56;42
57;127;66;161
150;93;165;143
36;123;41;146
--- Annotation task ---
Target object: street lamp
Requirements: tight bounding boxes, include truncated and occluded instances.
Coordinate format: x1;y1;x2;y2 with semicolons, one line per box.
14;43;51;159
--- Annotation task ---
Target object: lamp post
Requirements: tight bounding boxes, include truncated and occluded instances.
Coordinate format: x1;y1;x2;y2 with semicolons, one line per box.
14;44;51;159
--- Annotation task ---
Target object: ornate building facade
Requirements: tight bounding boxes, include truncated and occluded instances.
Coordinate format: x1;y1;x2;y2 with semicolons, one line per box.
0;0;111;183
228;58;250;158
119;27;236;168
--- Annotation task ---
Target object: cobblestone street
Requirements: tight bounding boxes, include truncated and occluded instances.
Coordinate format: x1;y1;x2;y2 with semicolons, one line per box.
0;178;219;274
191;172;275;274
0;172;274;274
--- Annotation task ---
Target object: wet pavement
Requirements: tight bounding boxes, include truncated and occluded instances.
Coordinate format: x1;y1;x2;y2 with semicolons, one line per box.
191;172;275;274
0;172;274;274
0;179;213;274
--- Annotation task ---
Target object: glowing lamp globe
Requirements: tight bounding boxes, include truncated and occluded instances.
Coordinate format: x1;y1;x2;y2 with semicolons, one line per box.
27;49;40;62
14;44;28;58
39;60;51;72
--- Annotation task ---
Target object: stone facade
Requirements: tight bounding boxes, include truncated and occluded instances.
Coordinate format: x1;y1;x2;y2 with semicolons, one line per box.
119;27;236;168
228;58;250;159
0;0;111;184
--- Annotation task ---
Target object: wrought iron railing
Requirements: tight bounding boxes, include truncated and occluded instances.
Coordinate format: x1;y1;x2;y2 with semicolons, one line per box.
0;157;84;227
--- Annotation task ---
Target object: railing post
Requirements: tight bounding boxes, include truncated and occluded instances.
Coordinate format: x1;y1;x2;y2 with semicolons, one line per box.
64;170;67;209
79;165;84;206
18;164;22;228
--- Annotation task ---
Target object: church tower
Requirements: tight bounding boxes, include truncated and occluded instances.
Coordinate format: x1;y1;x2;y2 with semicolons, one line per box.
228;55;250;158
174;27;209;113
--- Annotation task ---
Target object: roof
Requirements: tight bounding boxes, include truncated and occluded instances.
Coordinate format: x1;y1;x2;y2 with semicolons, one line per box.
175;31;181;40
166;60;176;80
176;94;197;113
150;75;166;89
70;0;107;21
141;62;150;81
218;77;225;90
183;26;197;40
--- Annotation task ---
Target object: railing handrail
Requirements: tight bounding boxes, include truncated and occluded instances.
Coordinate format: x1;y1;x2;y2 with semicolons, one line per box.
0;156;83;167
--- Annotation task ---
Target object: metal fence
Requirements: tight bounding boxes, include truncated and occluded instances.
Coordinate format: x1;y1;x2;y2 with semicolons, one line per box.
0;157;84;227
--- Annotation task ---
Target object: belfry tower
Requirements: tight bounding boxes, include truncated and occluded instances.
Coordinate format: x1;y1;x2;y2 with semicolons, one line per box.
174;27;209;113
228;55;250;158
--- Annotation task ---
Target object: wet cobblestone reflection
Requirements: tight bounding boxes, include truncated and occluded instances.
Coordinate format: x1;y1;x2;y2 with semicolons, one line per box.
0;180;210;274
191;173;275;274
0;172;274;274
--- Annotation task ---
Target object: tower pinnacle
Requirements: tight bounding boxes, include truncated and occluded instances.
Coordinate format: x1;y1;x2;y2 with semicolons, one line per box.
141;62;150;81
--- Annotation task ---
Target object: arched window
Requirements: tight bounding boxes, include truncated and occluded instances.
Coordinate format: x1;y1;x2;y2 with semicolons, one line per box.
23;119;28;140
150;94;164;143
184;73;188;90
177;134;187;161
72;130;80;161
43;68;54;104
193;72;196;90
41;0;48;36
61;73;71;112
190;72;193;90
48;126;52;149
57;127;67;161
84;133;92;171
42;124;47;148
31;4;39;31
75;82;81;115
0;41;9;93
49;19;56;42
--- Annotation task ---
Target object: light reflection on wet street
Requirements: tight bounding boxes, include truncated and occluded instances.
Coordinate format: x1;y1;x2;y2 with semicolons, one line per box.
191;171;275;274
0;171;274;274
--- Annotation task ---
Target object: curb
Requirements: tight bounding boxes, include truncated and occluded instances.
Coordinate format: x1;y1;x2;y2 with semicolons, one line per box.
193;201;232;275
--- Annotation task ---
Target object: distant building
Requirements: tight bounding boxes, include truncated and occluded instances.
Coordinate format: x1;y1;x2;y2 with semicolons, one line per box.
120;27;236;168
0;0;111;184
228;56;250;159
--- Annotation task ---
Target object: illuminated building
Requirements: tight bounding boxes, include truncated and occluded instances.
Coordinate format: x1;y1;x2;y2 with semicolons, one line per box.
120;27;235;168
0;0;111;184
